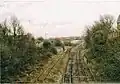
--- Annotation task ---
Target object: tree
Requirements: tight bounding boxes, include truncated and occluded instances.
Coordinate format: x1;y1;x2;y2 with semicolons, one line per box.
36;37;44;44
11;16;20;37
43;40;51;48
84;15;120;82
37;37;44;41
17;25;24;35
54;39;62;46
84;27;92;48
100;15;114;30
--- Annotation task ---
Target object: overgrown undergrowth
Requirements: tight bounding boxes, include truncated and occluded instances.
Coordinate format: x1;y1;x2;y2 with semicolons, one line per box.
83;15;120;82
0;16;58;83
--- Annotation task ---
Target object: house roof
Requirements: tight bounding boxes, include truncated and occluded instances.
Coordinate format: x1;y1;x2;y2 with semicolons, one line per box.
117;15;120;23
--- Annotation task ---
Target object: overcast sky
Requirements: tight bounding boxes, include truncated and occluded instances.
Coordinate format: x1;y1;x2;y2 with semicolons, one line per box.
0;0;120;38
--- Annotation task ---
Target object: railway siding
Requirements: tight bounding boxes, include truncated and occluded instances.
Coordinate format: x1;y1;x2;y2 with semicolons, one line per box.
34;48;71;83
62;46;95;83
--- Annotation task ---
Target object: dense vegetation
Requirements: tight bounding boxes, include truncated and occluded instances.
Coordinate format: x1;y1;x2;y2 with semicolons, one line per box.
84;15;120;82
0;16;58;83
1;14;120;83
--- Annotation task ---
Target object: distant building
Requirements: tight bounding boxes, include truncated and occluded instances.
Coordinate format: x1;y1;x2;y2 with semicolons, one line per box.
117;15;120;29
71;40;80;44
117;15;120;24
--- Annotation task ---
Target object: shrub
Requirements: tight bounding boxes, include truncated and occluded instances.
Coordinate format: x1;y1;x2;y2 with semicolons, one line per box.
50;47;57;55
54;39;62;46
64;41;72;46
84;15;120;82
43;40;51;48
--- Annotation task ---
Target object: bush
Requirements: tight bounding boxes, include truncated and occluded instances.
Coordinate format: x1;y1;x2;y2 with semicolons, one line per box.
84;15;120;82
50;47;57;55
43;40;51;48
54;39;62;46
64;41;72;46
45;52;53;57
0;16;46;83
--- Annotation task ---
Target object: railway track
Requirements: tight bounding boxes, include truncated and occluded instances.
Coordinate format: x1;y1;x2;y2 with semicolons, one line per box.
35;48;71;83
62;47;95;83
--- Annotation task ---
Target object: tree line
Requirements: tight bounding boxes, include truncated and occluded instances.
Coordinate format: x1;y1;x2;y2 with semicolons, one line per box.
0;16;60;83
84;15;120;82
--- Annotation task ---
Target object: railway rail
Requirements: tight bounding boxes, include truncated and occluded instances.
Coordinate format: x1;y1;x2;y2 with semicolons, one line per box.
62;47;95;83
35;48;72;83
